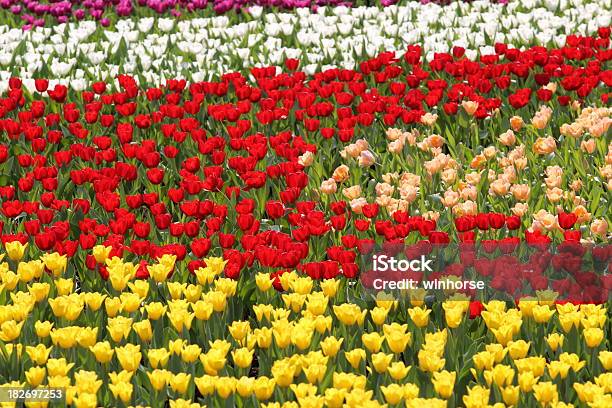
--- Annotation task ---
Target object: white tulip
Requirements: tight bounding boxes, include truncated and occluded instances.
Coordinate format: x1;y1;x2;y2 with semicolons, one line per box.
0;54;11;66
248;6;263;19
158;18;175;33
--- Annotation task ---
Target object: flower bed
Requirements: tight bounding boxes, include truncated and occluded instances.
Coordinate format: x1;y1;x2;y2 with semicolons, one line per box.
0;3;610;407
1;0;512;29
0;1;610;89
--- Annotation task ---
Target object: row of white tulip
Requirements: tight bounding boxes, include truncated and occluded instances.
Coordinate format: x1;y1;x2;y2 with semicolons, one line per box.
0;0;610;93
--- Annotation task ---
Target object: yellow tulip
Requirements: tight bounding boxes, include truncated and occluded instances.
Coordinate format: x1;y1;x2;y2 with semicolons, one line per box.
167;309;195;332
89;341;114;363
313;315;332;334
491;324;514;346
584;327;604;348
33;321;52;339
333;303;364;326
507;340;530;359
144;302;167;320
127;280;149;299
443;302;464;328
463;385;490;408
271;359;295;387
432;370;456;399
194;375;215;396
146;369;170;391
303;364;326;384
381;384;404;405
145;348;169;369
167;282;186;300
120;292;142;313
72;392;97;408
179;344;201;364
559;353;586;372
5;241;28;261
385;331;412;354
501;385;520;406
0;320;23;341
47;375;70;389
105;296;122;318
253;377;275;400
332;372;355;390
408;306;431;328
532;305;556;323
290;276;313;295
255;273;273;292
191;300;213;321
546;333;565;352
200;349;227;376
320;279;340;298
344;389;375;407
204;290;227;312
170;373;191;394
107;260;136;292
115;344;142;371
324;388;346;408
215;376;236;398
515;356;546;377
76;327;98;348
107;316;133;343
108;370;134;385
369;307;388;326
109;381;133;403
362;332;385;353
387;361;411;380
131;320;152;343
232;347;254;369
291;327;314;350
402;383;419;400
418;349;445;373
344;348;366;369
518;371;540;392
320;336;343;357
81;292;106;311
485;343;507;363
228;320;250;342
46;358;75;377
533;382;558;405
169;399;204;408
254;327;273;349
25;344;52;365
371;352;393;374
182;284;200;302
473;351;495;371
305;292;328;316
54;278;73;296
236;376;255;398
17;260;44;282
41;252;67;277
27;282;50;302
92;245;112;263
25;366;46;387
598;351;612;371
73;370;102;395
209;339;231;354
548;361;571;379
203;256;227;275
147;263;172;283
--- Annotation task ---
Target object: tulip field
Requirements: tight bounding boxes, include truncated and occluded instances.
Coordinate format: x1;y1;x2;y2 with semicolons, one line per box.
0;0;610;407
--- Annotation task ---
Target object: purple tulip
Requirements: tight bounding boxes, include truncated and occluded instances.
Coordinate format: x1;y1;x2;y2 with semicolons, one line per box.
3;0;509;29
